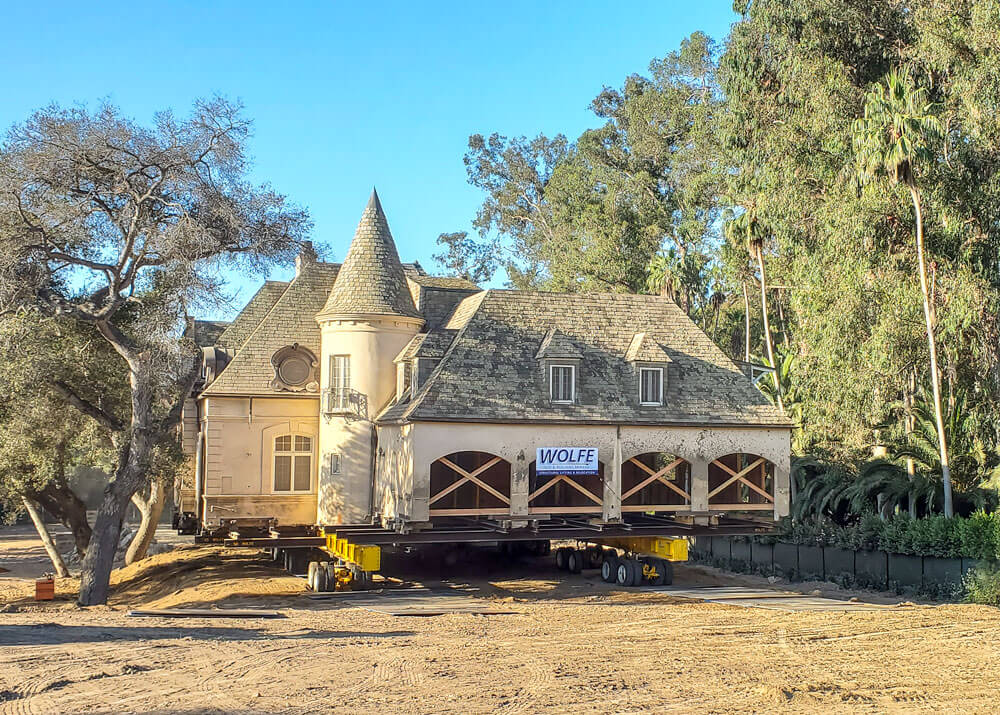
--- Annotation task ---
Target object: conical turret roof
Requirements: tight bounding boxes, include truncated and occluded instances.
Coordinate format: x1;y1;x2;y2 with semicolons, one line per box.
317;189;422;320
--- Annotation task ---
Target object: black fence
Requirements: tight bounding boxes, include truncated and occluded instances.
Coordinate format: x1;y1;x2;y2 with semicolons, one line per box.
691;536;985;595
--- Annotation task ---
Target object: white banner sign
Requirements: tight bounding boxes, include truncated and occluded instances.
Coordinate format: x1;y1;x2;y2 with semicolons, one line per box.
536;447;599;476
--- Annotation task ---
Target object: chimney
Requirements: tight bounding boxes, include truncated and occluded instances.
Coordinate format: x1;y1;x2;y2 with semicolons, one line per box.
295;241;317;277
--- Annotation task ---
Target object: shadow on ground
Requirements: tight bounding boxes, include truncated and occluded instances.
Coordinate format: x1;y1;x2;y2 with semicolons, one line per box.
1;623;415;646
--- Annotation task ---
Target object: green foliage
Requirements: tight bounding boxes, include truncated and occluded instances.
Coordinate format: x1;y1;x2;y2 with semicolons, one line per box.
455;2;1000;505
963;563;1000;607
852;68;942;187
774;512;1000;560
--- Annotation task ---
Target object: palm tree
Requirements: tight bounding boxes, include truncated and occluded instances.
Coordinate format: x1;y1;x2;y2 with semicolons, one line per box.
727;212;783;412
709;290;726;342
852;68;952;515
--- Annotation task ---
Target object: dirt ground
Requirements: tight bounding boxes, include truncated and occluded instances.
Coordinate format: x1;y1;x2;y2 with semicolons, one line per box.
3;531;1000;713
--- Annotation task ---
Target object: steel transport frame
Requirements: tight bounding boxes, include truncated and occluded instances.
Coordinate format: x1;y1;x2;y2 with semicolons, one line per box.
200;514;774;591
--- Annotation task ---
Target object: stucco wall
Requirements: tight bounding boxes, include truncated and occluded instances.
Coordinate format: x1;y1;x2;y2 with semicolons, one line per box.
199;395;319;527
376;421;790;524
317;315;421;524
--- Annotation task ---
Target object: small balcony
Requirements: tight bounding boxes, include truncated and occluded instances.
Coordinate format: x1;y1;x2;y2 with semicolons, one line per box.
321;387;368;419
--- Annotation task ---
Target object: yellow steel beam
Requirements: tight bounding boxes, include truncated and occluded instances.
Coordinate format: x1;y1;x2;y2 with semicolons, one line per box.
321;531;381;572
592;536;688;562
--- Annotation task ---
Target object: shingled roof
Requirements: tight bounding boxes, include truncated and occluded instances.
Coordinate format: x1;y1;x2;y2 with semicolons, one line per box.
201;261;340;396
317;190;421;320
378;290;789;426
215;281;288;353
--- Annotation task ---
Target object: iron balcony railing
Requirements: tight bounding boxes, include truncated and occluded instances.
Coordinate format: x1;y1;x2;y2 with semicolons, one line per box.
321;387;368;418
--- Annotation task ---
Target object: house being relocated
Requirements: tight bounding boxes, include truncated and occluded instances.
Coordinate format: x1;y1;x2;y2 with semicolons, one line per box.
179;190;791;536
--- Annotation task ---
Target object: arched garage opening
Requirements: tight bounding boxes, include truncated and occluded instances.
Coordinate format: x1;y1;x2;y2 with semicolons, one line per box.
621;453;691;513
528;460;605;515
429;451;511;517
708;453;775;512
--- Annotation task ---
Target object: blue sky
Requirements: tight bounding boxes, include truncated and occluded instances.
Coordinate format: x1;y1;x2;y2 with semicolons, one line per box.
2;1;737;318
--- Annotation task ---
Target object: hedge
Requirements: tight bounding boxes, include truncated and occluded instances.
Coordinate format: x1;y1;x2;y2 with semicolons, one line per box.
752;511;1000;560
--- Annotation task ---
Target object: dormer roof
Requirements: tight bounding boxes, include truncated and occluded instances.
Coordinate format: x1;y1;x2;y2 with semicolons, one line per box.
535;327;585;360
624;332;673;363
316;189;422;321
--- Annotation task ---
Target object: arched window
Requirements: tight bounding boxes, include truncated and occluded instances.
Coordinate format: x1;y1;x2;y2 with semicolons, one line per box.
273;434;313;492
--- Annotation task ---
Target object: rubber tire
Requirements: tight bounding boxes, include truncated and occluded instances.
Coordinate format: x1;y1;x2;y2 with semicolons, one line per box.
307;561;319;589
625;559;642;587
323;562;338;590
601;554;620;583
645;558;666;587
314;563;329;592
615;560;631;586
587;547;603;569
555;547;570;571
567;549;584;574
283;550;292;573
658;558;674;586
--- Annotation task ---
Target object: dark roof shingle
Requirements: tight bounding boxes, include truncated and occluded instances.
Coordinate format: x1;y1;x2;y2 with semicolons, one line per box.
317;190;421;320
378;290;789;427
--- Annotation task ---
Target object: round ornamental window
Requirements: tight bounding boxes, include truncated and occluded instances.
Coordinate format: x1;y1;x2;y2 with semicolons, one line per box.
270;344;318;392
278;356;310;386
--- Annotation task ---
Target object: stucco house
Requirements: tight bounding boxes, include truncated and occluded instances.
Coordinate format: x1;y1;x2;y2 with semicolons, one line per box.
180;190;791;534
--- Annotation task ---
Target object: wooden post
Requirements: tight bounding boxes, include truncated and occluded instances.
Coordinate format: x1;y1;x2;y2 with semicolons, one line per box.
22;496;70;577
603;427;622;522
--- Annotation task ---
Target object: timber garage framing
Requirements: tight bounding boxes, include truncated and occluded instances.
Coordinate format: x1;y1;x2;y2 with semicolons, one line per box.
176;189;791;583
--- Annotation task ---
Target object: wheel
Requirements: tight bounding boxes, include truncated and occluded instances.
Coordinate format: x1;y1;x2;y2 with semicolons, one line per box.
283;550;292;573
586;547;603;569
615;560;631;586
601;553;620;583
567;549;584;574
625;558;642;587
323;562;341;591
644;558;667;587
555;547;570;571
314;563;329;592
307;561;319;589
658;558;674;586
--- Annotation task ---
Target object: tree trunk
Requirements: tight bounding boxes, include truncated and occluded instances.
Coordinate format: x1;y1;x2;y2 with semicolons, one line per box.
742;281;752;363
755;246;784;412
776;288;790;347
905;369;917;518
909;182;953;517
22;497;70;577
126;479;166;565
78;367;156;606
31;481;92;557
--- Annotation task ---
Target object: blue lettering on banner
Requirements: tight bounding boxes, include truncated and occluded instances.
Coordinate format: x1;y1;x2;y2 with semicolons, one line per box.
536;447;599;476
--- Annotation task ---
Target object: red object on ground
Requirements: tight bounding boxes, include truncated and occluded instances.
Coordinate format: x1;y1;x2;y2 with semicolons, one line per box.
35;576;55;601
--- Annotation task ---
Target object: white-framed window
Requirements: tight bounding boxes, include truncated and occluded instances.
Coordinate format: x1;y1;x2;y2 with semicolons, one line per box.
639;367;664;406
396;362;410;399
330;354;350;393
273;434;312;492
550;364;575;403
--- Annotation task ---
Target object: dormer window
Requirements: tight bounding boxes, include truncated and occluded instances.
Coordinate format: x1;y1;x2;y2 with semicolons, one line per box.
639;367;664;406
550;364;576;403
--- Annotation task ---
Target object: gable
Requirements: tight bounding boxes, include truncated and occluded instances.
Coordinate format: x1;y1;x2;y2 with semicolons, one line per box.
201;262;339;397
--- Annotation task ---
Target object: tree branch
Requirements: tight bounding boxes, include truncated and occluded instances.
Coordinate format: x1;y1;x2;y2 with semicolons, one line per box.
51;380;124;432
